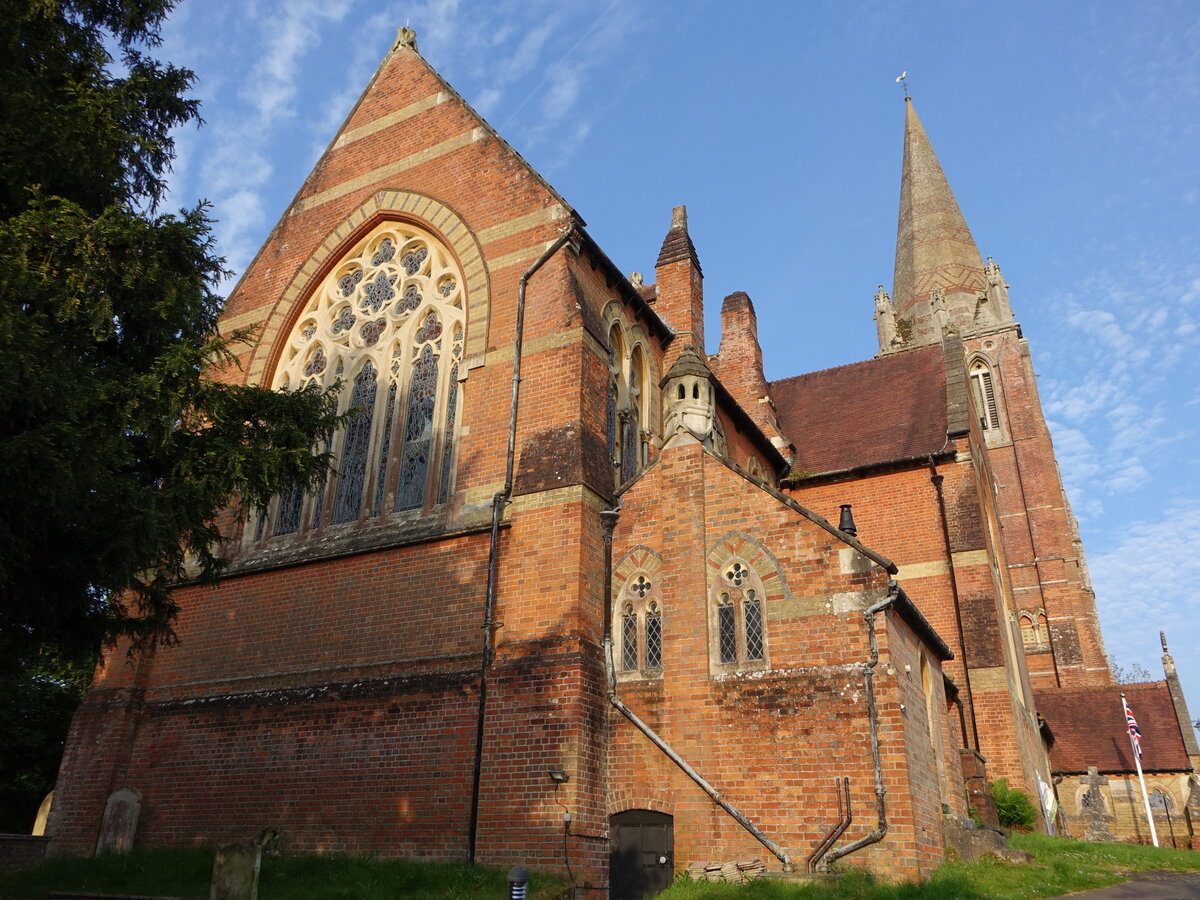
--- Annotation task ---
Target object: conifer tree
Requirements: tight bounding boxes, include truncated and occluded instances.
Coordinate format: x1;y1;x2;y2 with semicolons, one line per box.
0;1;341;669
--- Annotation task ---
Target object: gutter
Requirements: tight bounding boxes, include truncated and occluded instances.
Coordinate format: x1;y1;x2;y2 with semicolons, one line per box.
821;581;900;868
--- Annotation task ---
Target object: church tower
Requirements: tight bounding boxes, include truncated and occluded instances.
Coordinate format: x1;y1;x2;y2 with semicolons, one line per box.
881;97;1110;689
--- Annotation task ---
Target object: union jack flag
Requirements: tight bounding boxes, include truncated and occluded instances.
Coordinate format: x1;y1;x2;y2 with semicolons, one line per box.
1124;699;1143;758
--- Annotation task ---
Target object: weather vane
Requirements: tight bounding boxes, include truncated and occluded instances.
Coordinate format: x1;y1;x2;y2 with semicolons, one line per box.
895;71;909;98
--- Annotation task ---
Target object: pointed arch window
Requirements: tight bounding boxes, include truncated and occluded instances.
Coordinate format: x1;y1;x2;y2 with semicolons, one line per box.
970;360;1001;432
709;559;769;672
606;317;652;487
615;572;664;676
254;221;466;540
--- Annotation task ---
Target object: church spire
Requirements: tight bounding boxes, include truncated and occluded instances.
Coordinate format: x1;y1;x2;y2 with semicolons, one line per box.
889;98;988;347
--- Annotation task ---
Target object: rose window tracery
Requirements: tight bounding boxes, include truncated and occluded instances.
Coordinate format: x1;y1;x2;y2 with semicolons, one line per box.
260;221;466;538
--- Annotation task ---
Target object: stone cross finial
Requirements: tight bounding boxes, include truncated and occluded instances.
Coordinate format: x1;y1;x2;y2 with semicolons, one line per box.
629;272;644;288
394;27;418;51
670;205;688;230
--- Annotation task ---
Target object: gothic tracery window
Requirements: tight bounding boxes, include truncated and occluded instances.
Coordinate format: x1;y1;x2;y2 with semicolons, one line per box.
607;318;651;487
616;572;664;676
256;221;465;539
709;559;769;671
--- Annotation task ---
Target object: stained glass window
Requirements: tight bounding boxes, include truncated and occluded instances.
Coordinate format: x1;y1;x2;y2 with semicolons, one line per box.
606;383;617;466
332;361;378;524
396;343;438;511
274;485;304;535
373;383;397;516
711;558;769;669
261;221;466;540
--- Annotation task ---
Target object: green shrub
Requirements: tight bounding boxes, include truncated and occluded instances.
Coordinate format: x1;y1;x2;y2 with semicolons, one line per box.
989;777;1037;830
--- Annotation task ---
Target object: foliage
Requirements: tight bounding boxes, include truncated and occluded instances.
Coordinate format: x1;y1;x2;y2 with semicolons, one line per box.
987;778;1037;830
1110;659;1153;684
0;645;94;832
0;848;569;900
0;0;342;670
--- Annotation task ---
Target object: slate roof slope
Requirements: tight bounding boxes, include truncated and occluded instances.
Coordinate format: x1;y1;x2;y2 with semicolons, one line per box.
1035;683;1192;774
770;344;949;476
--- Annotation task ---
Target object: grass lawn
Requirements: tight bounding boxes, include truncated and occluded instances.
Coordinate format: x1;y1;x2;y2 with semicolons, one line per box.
0;835;1195;899
658;833;1200;899
0;847;568;900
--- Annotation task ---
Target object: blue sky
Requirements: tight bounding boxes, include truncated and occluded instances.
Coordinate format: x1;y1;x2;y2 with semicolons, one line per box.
157;1;1199;725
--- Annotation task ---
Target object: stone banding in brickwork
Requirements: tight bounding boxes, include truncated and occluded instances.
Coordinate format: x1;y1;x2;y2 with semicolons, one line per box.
291;129;485;213
247;189;491;384
332;91;449;149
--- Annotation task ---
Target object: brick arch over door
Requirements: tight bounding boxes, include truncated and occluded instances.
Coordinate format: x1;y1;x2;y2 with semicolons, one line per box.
608;789;676;817
246;189;490;385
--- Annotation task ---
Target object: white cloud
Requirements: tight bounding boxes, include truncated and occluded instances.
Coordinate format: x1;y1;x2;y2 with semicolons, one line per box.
1089;498;1200;694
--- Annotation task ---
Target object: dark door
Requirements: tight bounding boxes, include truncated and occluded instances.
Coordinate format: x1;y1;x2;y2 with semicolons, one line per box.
609;809;673;900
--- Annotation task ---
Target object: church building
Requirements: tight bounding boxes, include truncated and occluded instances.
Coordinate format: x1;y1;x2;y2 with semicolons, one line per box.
48;27;1199;896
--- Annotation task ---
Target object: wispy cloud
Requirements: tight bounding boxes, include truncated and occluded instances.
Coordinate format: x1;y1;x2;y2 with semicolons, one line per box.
1042;256;1200;520
1089;497;1200;675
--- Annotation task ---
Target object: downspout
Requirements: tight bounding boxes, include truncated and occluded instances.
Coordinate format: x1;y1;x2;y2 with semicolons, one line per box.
821;581;899;868
467;230;575;863
928;456;981;751
600;504;795;872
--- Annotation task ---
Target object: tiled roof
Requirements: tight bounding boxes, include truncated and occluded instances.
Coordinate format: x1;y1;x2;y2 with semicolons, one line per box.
1035;683;1193;774
769;345;948;476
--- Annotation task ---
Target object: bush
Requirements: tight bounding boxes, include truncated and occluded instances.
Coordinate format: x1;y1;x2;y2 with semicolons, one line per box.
989;777;1037;830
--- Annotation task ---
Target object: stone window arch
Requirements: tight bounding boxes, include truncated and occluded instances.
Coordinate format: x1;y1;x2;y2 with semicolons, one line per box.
705;532;792;675
605;311;655;486
1019;610;1049;649
1148;788;1174;813
969;357;1003;434
254;220;465;538
613;545;665;681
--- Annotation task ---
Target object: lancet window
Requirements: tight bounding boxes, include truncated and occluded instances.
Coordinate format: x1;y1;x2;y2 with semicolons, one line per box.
615;572;664;676
970;360;1001;432
710;559;768;671
255;221;465;539
606;318;651;487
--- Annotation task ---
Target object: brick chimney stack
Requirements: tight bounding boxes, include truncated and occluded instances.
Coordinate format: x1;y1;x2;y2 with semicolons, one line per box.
654;205;704;368
711;291;791;457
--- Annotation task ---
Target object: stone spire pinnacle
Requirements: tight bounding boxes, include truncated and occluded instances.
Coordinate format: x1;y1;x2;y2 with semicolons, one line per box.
890;98;988;346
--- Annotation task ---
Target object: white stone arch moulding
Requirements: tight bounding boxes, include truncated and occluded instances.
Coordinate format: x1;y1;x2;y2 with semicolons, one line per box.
246;189;490;386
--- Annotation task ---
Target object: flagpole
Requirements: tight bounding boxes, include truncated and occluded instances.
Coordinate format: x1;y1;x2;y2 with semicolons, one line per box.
1122;692;1159;847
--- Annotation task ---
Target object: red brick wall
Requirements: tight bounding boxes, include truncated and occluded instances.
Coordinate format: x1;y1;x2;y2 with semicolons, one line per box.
607;440;955;879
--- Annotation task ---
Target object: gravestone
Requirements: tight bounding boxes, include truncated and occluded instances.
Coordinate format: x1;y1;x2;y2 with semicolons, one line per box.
95;788;141;854
210;843;261;900
1079;767;1115;842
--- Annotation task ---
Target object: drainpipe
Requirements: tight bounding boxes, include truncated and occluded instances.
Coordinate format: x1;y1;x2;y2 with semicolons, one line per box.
822;581;899;868
467;230;575;863
601;501;795;872
928;457;981;752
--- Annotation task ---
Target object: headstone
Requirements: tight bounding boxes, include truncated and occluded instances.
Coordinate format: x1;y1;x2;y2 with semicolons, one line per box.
95;788;141;854
31;791;54;836
1079;767;1115;842
210;842;262;900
